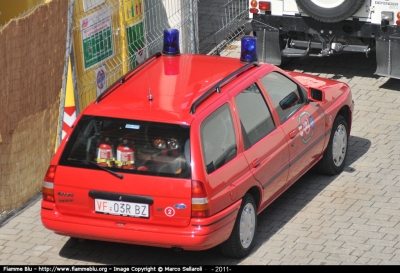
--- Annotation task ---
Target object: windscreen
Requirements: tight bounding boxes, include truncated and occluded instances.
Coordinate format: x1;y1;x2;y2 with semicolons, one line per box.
59;115;191;178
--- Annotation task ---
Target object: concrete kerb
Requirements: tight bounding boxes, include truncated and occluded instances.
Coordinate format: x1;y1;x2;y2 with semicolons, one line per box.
0;192;42;228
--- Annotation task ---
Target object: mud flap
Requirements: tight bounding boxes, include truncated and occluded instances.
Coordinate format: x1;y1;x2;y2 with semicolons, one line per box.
244;22;253;35
375;35;400;80
253;23;281;65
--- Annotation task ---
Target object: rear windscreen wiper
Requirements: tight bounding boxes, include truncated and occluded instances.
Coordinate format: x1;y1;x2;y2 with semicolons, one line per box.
68;159;124;180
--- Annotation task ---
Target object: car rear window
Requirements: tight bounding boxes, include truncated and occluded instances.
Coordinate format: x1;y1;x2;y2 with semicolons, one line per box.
59;115;191;178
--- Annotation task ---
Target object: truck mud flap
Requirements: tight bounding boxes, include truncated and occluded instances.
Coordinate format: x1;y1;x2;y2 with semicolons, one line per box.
375;35;400;80
253;22;281;65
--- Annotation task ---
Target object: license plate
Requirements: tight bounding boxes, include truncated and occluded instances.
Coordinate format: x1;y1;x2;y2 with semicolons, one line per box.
94;198;149;218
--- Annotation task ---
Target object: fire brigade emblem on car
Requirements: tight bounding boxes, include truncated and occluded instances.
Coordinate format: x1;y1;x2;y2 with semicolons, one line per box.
298;111;314;144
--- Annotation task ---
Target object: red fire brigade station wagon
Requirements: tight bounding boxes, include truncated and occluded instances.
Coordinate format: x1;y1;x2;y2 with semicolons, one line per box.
41;29;354;258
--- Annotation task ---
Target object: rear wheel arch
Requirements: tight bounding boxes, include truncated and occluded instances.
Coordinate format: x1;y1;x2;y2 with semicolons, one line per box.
220;192;257;258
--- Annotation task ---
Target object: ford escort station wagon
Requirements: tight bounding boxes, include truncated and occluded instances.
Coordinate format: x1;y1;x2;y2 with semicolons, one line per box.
41;29;354;258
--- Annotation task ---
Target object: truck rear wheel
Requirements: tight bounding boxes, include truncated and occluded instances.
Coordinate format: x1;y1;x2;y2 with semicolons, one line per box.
295;0;365;23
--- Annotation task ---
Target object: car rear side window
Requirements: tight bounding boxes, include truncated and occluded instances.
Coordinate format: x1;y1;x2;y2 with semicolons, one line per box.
201;104;237;174
235;83;275;149
260;72;305;124
59;115;191;178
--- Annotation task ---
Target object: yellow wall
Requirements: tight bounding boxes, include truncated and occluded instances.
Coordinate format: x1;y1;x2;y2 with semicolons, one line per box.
72;0;128;109
72;0;144;110
0;0;44;25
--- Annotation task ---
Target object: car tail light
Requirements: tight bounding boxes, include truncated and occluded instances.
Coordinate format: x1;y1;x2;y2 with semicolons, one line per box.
42;165;56;203
259;1;271;11
191;180;210;218
250;0;257;8
397;12;400;25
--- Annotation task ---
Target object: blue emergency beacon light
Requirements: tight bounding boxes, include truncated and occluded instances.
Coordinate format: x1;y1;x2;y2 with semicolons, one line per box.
163;28;180;55
240;36;257;62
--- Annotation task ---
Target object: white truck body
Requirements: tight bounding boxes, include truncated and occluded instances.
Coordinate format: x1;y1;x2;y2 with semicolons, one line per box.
249;0;399;24
247;0;400;78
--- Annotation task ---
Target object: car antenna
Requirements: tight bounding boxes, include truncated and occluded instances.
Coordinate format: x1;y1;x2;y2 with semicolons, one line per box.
213;23;220;56
214;35;220;56
146;72;153;101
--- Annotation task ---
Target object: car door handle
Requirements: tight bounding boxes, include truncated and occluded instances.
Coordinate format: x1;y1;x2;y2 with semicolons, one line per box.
252;158;260;168
289;130;297;139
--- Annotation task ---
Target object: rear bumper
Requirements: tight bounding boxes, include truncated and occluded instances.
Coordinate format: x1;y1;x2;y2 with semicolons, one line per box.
41;199;241;251
251;15;400;38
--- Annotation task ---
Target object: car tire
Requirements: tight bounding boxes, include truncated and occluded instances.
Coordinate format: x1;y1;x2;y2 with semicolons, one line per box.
220;193;257;258
316;115;348;175
295;0;365;23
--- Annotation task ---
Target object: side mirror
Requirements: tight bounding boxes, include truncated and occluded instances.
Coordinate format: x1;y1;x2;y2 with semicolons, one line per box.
279;92;300;110
309;88;324;102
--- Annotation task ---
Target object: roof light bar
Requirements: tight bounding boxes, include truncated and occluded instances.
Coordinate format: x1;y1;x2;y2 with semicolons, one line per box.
162;28;180;56
240;36;258;63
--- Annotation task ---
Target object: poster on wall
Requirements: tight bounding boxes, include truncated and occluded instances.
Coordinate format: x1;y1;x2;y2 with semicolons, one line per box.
95;65;107;97
80;6;114;70
83;0;106;13
123;0;146;69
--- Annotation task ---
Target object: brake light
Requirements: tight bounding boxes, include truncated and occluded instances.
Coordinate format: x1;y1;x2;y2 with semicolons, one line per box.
42;165;56;203
259;1;271;11
249;8;259;14
191;181;210;218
